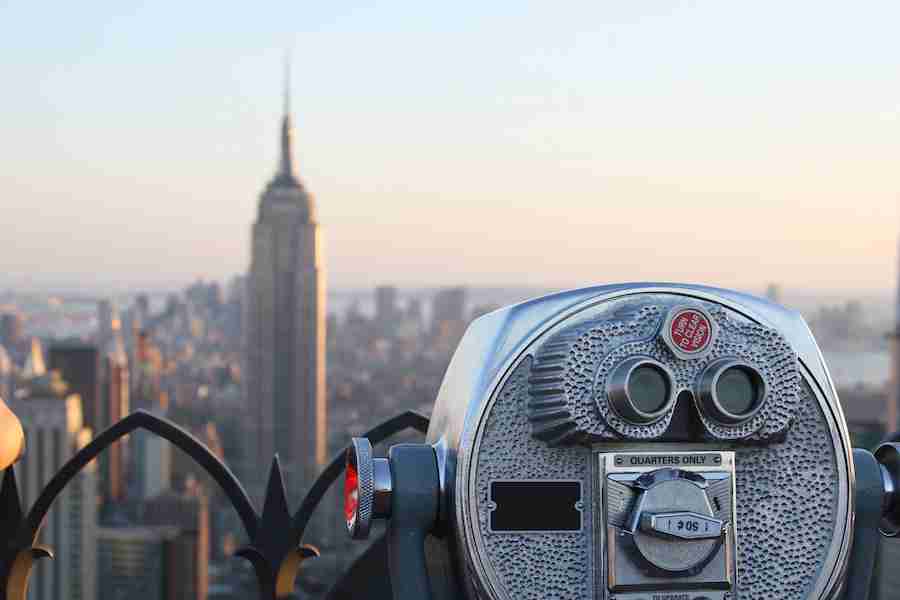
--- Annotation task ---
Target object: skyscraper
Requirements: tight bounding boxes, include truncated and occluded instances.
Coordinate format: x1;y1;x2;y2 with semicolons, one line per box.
48;342;101;433
100;318;129;503
243;64;326;500
132;420;172;499
431;286;468;352
375;286;399;323
0;344;12;402
97;525;177;600
10;372;97;600
141;490;210;600
0;312;24;355
96;300;114;348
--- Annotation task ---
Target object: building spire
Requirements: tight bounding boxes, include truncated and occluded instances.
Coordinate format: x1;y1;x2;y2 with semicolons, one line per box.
279;50;296;179
283;49;291;118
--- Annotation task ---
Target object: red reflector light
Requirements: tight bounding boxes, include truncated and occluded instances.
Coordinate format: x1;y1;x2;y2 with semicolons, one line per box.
345;461;359;525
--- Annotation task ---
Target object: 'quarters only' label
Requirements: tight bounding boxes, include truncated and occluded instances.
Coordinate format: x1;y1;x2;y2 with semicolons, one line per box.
613;453;723;467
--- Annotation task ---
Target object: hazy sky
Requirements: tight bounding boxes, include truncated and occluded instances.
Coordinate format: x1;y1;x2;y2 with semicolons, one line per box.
1;1;898;294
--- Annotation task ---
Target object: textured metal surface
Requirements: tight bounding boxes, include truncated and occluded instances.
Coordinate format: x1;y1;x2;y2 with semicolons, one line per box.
733;378;838;600
527;296;801;443
425;284;853;600
473;359;593;600
473;355;839;600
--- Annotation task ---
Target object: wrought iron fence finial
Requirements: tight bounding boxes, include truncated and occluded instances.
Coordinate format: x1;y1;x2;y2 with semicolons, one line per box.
236;456;319;599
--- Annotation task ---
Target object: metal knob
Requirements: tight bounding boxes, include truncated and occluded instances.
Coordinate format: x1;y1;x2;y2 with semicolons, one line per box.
345;437;393;540
875;442;900;535
627;469;724;575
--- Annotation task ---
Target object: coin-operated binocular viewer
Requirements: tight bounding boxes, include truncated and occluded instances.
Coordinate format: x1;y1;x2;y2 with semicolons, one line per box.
344;284;900;600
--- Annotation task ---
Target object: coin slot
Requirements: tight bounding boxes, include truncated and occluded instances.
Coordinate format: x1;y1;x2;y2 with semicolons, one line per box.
489;481;582;532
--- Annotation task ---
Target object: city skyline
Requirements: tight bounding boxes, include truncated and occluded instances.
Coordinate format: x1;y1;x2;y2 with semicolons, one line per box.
5;3;900;598
3;1;900;293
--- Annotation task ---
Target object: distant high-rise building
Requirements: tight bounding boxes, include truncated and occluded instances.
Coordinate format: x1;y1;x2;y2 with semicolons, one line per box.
100;320;129;503
227;275;246;305
406;297;423;322
135;294;151;326
171;422;223;493
431;287;468;350
22;338;46;379
48;342;101;433
186;280;223;314
0;344;12;401
10;372;97;600
96;300;114;348
0;311;23;349
132;330;163;412
432;287;466;327
243;64;326;499
132;424;172;499
375;286;399;324
141;490;210;600
97;525;178;600
765;283;782;304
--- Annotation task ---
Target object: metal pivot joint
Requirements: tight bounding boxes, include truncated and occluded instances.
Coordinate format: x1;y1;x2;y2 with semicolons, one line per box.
345;439;440;600
874;442;900;535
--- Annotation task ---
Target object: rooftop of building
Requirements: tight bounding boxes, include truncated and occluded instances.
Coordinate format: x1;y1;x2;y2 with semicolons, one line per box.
257;61;317;224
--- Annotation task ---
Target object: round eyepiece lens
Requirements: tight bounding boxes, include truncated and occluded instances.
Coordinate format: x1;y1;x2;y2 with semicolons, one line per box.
628;364;670;415
715;366;760;417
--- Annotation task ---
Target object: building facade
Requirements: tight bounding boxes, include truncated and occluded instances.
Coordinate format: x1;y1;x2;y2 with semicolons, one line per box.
48;343;100;433
100;323;129;503
132;422;172;499
0;311;24;352
9;374;97;600
243;79;327;500
141;490;210;600
97;525;177;600
0;344;12;402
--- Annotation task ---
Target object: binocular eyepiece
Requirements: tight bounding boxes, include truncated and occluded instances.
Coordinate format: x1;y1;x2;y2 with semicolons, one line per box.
343;283;897;600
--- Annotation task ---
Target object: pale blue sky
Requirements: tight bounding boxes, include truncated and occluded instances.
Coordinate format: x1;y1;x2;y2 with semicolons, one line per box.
1;1;898;293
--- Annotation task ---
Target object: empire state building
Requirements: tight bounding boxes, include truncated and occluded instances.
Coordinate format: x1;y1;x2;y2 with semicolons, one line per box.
244;76;326;499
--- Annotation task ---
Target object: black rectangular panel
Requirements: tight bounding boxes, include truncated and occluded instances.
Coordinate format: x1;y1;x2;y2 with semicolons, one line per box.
489;480;582;532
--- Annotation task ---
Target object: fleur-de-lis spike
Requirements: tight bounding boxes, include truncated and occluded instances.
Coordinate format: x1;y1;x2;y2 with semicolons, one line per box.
260;455;291;532
235;455;319;599
0;470;51;600
6;546;52;600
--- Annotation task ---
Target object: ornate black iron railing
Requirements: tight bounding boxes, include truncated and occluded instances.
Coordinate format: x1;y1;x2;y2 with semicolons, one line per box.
0;408;430;600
